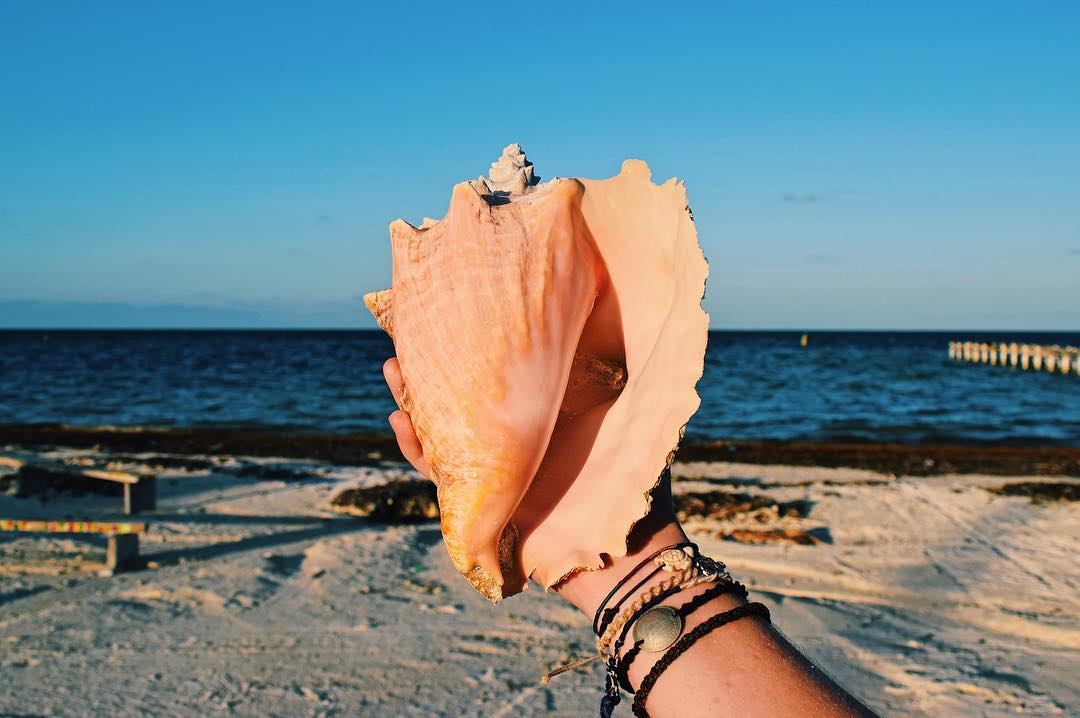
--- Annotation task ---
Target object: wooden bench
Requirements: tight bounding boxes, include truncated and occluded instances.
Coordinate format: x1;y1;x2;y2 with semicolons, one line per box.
0;453;156;514
0;518;147;574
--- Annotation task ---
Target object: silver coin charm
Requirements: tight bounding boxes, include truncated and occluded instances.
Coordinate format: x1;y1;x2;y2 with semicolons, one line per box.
632;606;683;652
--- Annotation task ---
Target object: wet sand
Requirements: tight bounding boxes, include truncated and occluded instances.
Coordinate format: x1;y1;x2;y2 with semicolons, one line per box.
2;423;1078;477
0;439;1077;717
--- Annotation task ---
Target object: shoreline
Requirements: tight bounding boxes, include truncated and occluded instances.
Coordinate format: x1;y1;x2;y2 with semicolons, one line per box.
1;422;1077;477
1;443;1076;715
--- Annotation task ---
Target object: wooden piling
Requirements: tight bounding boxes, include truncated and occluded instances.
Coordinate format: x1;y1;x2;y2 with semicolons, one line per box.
949;340;1078;378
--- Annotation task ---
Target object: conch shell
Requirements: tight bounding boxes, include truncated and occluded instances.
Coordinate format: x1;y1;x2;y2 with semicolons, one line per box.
365;144;708;602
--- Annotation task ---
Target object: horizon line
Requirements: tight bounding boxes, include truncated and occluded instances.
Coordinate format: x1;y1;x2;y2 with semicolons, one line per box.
2;327;1079;334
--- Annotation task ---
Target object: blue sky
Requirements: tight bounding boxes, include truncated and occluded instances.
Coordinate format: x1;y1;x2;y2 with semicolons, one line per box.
2;2;1078;329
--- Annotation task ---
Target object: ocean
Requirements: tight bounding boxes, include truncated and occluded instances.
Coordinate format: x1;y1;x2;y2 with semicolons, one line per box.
0;330;1077;447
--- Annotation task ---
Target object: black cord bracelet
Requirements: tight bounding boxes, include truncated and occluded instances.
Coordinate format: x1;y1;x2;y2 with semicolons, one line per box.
630;601;771;718
616;580;749;693
592;542;695;636
599;578;689;718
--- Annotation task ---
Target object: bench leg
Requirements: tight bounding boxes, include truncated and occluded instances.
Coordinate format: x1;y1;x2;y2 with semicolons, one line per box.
106;534;140;573
14;466;50;498
124;477;157;514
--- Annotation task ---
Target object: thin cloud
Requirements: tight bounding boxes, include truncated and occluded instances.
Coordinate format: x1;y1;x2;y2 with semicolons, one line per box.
782;193;821;204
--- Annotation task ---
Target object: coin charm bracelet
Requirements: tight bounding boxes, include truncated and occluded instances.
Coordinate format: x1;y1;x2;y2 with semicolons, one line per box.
541;544;770;718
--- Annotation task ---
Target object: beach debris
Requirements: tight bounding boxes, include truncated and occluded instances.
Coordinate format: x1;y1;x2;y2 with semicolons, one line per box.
987;481;1079;503
103;454;223;472
674;490;812;523
229;462;325;481
363;145;707;602
327;480;439;522
719;527;831;545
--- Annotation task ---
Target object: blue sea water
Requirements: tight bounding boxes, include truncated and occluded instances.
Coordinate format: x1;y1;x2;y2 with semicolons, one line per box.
0;330;1077;446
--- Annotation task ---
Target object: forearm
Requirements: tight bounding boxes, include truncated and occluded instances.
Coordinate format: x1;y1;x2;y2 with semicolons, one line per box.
555;517;877;718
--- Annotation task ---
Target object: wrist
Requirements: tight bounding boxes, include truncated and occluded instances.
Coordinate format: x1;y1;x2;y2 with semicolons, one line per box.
553;515;688;616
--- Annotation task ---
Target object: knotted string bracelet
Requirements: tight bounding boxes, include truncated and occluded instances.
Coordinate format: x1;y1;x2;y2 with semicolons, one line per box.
595;553;732;717
630;602;772;718
615;580;749;693
597;565;699;656
540;564;702;686
597;571;707;717
592;542;696;636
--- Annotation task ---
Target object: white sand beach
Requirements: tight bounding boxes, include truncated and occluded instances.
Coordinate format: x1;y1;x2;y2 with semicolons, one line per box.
1;451;1077;717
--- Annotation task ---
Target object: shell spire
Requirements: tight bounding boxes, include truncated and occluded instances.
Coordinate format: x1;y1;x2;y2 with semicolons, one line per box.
471;143;541;198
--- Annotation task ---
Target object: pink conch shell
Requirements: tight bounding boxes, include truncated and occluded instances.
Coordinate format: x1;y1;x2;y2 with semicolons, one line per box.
364;145;708;602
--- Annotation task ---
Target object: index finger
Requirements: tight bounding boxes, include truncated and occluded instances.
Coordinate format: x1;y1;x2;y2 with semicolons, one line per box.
383;357;405;408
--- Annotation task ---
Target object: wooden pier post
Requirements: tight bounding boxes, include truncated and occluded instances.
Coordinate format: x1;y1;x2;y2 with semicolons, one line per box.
950;339;1077;378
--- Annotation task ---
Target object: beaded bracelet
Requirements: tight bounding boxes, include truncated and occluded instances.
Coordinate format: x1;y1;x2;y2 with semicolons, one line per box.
630;602;772;718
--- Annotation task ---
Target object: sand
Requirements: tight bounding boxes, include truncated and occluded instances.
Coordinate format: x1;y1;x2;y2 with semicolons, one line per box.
1;449;1077;717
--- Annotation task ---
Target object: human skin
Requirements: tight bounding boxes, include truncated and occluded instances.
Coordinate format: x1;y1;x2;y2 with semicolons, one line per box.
383;358;879;717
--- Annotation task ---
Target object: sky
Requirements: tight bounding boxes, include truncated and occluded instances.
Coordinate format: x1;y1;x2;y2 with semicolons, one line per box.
2;2;1078;329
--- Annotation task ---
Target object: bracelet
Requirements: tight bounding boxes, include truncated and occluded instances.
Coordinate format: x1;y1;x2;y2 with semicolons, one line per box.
540;547;698;688
599;546;728;654
597;565;698;655
631;602;772;718
593;542;695;636
616;580;749;693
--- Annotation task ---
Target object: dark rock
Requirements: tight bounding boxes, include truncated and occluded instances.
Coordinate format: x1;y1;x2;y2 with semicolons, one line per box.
987;481;1079;503
719;527;831;545
328;480;438;522
674;490;812;522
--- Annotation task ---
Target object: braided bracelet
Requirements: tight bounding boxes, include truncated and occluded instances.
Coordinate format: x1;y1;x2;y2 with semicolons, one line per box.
597;565;698;655
541;560;700;688
599;546;728;654
631;602;772;718
593;542;696;636
616;580;749;693
598;578;693;718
